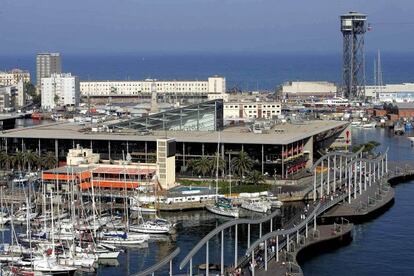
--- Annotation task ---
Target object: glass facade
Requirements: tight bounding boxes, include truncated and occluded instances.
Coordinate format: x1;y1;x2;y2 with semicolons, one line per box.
110;100;223;132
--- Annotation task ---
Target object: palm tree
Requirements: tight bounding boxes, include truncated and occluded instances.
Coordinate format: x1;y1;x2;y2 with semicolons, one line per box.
231;151;253;184
210;154;227;177
42;152;57;169
13;151;25;171
26;150;40;171
191;156;212;178
0;151;11;171
247;170;266;185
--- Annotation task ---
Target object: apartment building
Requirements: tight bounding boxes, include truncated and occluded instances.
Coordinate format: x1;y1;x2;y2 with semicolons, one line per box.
224;101;282;119
0;69;30;86
80;76;226;97
36;53;62;89
41;73;80;110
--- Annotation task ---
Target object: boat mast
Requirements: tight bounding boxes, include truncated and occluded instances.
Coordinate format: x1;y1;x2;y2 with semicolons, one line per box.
215;131;220;199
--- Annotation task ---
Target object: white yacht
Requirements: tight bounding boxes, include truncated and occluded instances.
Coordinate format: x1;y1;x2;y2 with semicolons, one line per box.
206;198;240;218
129;218;173;234
241;198;271;213
99;231;150;246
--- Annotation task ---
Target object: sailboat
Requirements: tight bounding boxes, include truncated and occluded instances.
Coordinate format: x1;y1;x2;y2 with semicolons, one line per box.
99;156;150;245
0;187;10;226
206;131;240;218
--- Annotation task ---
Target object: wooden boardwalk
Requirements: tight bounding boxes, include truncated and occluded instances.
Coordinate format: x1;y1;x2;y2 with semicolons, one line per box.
254;224;353;276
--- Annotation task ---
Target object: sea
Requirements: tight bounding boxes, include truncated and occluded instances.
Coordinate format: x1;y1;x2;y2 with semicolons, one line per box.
1;53;414;275
1;52;414;90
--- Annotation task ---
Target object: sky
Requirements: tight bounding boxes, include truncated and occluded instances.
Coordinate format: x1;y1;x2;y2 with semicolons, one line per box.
0;0;414;55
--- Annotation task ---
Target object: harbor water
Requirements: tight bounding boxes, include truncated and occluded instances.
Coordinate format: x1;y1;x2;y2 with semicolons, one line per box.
91;128;414;275
302;128;414;275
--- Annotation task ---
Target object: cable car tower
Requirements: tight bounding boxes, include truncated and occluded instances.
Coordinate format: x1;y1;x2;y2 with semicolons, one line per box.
340;12;367;100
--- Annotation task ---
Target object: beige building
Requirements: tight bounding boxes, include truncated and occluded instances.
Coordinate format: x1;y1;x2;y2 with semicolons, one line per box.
80;76;226;97
224;101;282;119
66;145;100;166
365;83;414;102
281;81;337;98
156;138;176;190
0;69;30;86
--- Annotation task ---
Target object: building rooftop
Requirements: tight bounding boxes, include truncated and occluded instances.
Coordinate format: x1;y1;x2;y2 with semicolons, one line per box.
0;120;348;145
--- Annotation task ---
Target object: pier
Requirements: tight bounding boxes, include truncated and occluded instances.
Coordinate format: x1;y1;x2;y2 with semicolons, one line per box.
134;148;414;276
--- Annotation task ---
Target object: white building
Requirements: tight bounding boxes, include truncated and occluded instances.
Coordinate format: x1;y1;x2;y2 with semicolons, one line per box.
15;79;25;108
80;76;226;97
0;87;13;112
0;69;30;86
281;81;337;98
41;73;80;110
67;145;100;166
224;101;282;119
365;83;414;102
36;53;62;89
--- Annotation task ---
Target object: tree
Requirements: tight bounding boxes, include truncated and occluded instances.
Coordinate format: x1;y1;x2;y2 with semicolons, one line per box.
246;170;266;185
25;82;41;106
210;153;227;177
191;156;213;177
0;151;11;171
25;150;40;171
231;151;253;184
42;152;57;169
13;151;25;171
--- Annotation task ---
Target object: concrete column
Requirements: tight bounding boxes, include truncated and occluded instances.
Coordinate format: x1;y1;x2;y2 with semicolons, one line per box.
382;158;384;177
264;239;268;271
305;222;308;238
287;234;290;252
38;139;41;154
373;163;376;182
190;259;193;276
354;163;357;199
145;141;148;163
202;143;205;156
55;139;58;160
377;161;380;179
259;223;262;238
72;139;75;148
169;260;172;276
385;153;388;173
251;252;255;276
247;224;250;248
108;141;111;160
270;218;273;232
4;138;7;154
339;156;342;183
206;241;209;276
126;141;129;154
313;214;316;230
313;168;317;201
348;166;352;204
221;230;224;275
276;235;279;262
234;224;238;268
370;162;372;186
359;160;362;195
345;157;348;179
182;142;186;167
90;140;93;151
281;145;285;179
333;156;337;192
364;161;367;190
327;157;330;194
261;144;264;174
320;161;324;198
